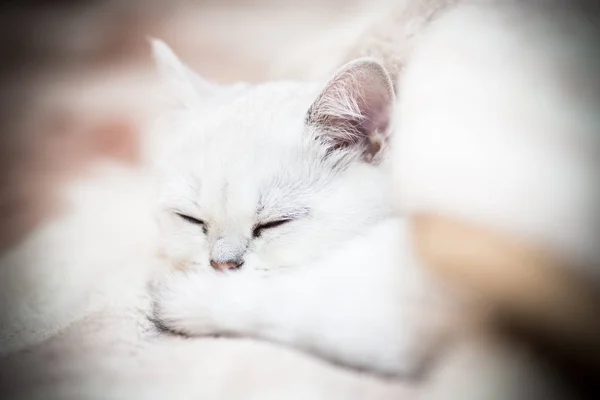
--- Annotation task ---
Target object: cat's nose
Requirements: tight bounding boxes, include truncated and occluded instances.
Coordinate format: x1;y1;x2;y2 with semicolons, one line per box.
210;259;244;271
210;235;248;271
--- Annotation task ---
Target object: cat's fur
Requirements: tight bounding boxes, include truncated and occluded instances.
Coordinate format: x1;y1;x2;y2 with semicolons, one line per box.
2;0;596;398
151;0;600;384
151;40;395;275
150;40;458;377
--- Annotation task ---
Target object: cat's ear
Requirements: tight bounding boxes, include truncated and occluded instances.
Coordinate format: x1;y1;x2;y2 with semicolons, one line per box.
306;58;395;162
150;38;217;109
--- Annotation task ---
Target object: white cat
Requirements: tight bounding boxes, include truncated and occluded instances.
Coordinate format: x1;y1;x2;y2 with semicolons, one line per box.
150;40;457;378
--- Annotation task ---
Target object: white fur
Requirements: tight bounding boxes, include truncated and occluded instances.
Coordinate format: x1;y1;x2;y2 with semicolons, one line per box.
393;0;600;273
149;40;458;378
0;36;430;398
154;87;391;272
152;43;395;275
154;218;456;377
0;162;415;400
3;1;591;398
0;163;160;354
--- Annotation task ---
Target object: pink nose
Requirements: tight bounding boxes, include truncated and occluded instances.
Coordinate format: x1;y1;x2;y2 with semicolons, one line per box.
210;260;243;271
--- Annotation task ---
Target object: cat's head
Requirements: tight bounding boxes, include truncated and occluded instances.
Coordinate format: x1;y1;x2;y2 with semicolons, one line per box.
152;39;395;272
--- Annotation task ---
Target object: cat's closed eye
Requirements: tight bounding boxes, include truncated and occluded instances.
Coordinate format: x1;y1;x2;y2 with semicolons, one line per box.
176;213;205;226
253;219;292;238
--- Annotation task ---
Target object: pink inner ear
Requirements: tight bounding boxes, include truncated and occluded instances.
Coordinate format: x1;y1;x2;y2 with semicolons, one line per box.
306;59;395;158
355;75;394;135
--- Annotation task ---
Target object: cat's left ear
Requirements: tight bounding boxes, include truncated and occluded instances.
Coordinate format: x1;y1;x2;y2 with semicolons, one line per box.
150;38;218;109
306;58;395;163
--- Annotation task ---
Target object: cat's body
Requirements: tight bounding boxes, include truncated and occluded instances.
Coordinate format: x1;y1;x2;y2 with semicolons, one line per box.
149;38;457;377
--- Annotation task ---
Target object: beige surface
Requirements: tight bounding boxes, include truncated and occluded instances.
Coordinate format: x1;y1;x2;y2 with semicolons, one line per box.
412;213;600;366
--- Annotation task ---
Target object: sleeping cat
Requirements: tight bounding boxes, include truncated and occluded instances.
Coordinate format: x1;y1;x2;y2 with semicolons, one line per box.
150;40;458;378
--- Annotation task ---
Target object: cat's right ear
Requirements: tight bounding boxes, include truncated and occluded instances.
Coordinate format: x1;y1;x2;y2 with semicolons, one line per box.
150;38;217;109
305;58;395;164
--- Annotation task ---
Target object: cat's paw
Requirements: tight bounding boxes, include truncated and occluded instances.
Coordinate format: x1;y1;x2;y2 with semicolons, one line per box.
150;270;259;337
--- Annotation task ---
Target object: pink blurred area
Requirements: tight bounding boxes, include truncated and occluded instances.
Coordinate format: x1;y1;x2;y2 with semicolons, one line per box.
0;0;368;250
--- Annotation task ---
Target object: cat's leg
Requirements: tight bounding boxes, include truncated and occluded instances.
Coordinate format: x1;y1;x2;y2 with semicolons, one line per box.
152;219;456;377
